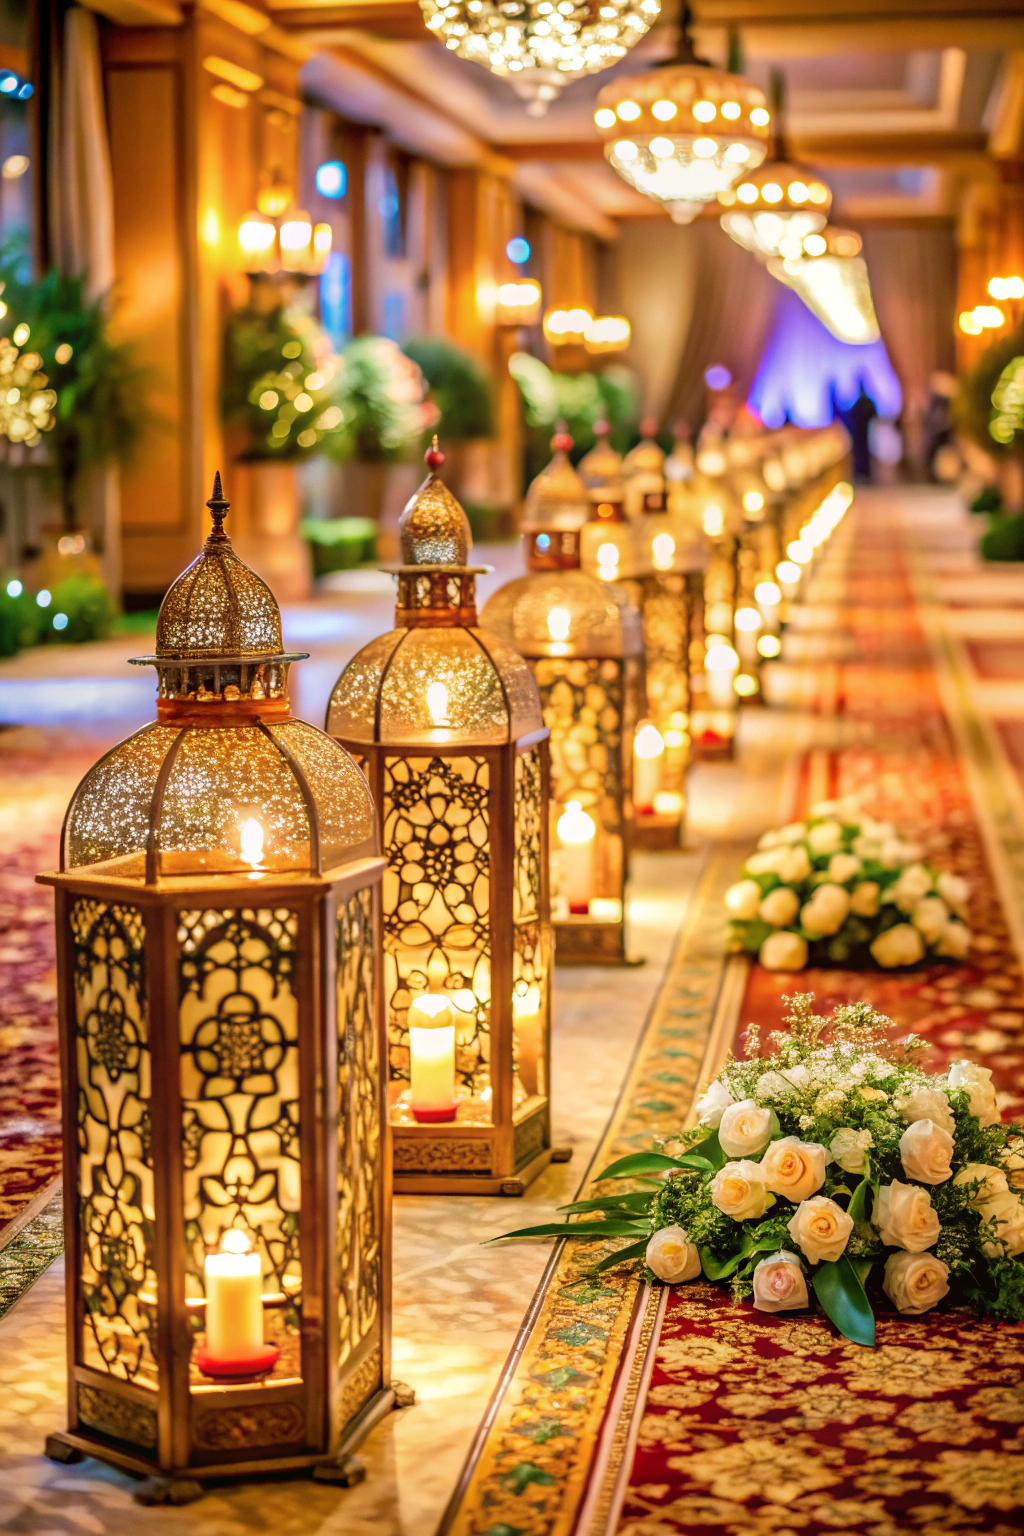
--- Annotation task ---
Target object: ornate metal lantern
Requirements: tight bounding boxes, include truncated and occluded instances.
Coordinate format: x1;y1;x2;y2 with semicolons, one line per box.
40;479;397;1502
326;444;560;1196
481;441;644;965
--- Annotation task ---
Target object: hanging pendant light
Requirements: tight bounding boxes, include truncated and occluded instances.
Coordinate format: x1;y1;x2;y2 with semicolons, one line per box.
593;10;770;223
768;227;880;345
719;70;831;258
419;0;660;117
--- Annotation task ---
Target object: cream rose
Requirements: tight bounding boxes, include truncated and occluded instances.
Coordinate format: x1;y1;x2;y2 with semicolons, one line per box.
710;1159;770;1221
948;1060;999;1128
759;886;800;927
895;1085;955;1135
829;1126;874;1175
752;1252;808;1314
937;870;970;917
782;1064;811;1088
779;845;812;884
807;819;843;856
870;922;925;969
745;849;789;877
936;920;971;959
828;852;862;884
718;1099;779;1157
900;1119;954;1184
873;1180;941;1252
1003;1138;1024;1190
883;1251;949;1315
800;883;851;938
881;837;923;870
725;878;762;920
787;1196;853;1264
776;821;807;845
695;1077;735;1128
646;1225;702;1283
953;1162;1009;1205
757;829;780;850
912;896;949;944
890;863;934;912
850;881;881;917
980;1193;1024;1258
761;1136;827;1202
759;931;808;972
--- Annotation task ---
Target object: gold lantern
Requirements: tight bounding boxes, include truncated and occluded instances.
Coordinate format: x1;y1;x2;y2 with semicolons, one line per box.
39;479;399;1502
481;438;644;965
326;444;561;1196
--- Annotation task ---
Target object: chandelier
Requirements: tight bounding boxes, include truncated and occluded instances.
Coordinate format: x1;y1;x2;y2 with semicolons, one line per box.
593;17;770;223
419;0;660;115
768;226;880;345
719;73;831;258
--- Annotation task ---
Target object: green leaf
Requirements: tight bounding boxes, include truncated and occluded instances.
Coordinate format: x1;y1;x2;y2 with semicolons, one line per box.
557;1192;655;1215
592;1151;688;1182
847;1176;871;1225
488;1219;648;1243
502;1462;557;1495
675;1154;715;1175
699;1230;779;1281
811;1255;876;1347
688;1129;726;1171
589;1238;650;1274
852;1259;873;1287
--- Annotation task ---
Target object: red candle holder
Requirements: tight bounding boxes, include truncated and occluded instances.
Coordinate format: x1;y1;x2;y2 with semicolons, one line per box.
195;1343;280;1379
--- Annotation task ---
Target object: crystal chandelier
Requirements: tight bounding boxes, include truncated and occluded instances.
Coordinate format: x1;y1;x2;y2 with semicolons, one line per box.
419;0;660;115
593;15;770;223
768;226;881;345
719;73;831;258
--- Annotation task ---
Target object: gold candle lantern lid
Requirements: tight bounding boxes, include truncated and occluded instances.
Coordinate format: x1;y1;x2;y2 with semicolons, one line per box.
524;424;590;530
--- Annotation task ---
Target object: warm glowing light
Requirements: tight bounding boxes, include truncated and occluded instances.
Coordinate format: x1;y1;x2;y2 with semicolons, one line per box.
750;107;770;126
649;136;675;159
973;305;1005;329
692;136;718;158
595;107;617;128
758;634;781;657
652;98;677;120
543;306;593;344
761;182;782;203
803;233;827;256
735;606;761;632
557;799;596;844
634;722;665;759
755;580;781;606
652;531;675;570
240;817;265;868
12;322;29;346
703;504;725;537
737;183;758;204
958;310;983;336
547;606;571;642
55;343;72;365
693;99;716;121
705;641;739;671
313;223;333;263
426;680;449;723
238;214;275;254
776;560;800;584
280;216;313;252
614;139;638;162
787;539;812;564
408;993;456;1123
584;314;631;352
617;99;641;120
735;673;759;697
721;101;741;119
597;542;620;570
742;490;764;513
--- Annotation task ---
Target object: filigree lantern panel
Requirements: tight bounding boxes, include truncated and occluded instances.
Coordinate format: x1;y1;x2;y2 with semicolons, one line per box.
513;746;546;1100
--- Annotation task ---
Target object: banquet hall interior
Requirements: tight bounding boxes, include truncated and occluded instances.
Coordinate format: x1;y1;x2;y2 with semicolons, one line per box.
3;0;1024;1530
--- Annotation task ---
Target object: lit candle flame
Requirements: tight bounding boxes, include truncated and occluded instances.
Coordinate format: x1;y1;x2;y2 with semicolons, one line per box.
703;505;725;537
220;1229;252;1256
652;532;675;570
557;799;596;845
547;607;571;642
239;817;265;868
426;680;449;724
634;722;665;760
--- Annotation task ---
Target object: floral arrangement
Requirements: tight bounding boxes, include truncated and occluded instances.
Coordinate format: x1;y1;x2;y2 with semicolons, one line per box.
223;303;348;459
725;798;971;972
498;996;1024;1347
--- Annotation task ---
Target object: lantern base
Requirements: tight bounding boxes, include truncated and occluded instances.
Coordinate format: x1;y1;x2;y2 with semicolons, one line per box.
410;1104;458;1124
195;1344;280;1379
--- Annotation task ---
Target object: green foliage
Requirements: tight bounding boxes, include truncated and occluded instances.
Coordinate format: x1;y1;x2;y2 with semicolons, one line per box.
508;351;639;480
970;486;1002;513
811;1256;875;1347
403;336;494;441
48;572;113;644
980;513;1024;563
223;304;346;461
0;579;44;653
300;516;377;576
336;335;432;462
954;322;1024;458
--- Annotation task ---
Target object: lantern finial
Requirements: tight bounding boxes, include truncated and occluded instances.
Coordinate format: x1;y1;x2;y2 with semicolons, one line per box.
398;443;471;566
206;470;230;544
425;435;446;474
524;424;589;530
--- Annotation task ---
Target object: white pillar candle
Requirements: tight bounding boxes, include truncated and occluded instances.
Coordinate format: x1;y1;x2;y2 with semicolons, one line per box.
704;642;739;710
632;722;665;813
513;984;543;1097
409;993;457;1122
556;801;596;914
205;1231;264;1364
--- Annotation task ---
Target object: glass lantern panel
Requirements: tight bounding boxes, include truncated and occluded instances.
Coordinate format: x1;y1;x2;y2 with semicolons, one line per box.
382;754;493;1126
178;906;303;1386
641;575;692;725
270;720;375;869
71;898;158;1387
325;630;402;743
705;540;738;637
481;570;639;660
65;723;181;874
513;747;547;1102
335;886;382;1377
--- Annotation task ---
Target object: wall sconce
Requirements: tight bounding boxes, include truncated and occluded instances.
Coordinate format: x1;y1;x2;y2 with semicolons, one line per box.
584;315;631;354
497;280;542;327
238;174;333;279
543;307;593;346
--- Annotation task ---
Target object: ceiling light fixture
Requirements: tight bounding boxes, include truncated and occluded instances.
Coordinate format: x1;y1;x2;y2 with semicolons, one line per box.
719;69;831;258
768;226;880;345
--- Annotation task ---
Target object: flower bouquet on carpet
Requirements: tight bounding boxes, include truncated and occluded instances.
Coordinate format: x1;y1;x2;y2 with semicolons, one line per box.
725;798;971;972
494;996;1024;1347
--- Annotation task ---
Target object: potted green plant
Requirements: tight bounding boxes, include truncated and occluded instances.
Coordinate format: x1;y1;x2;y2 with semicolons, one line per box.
403;336;497;530
509;351;639;486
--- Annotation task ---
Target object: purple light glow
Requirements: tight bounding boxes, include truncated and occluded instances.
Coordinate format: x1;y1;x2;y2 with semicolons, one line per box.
747;286;902;429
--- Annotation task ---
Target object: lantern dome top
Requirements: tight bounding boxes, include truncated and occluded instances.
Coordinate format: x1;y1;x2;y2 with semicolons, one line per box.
398;439;472;567
578;421;623;495
524;427;589;530
480;567;643;661
623;422;666;480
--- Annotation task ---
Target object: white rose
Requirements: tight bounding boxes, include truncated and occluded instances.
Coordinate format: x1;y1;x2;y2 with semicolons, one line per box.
937;870;970;917
953;1162;1009;1205
710;1159;770;1221
761;1136;827;1202
782;1064;811;1088
775;821;807;845
695;1077;735;1128
948;1060;999;1128
853;836;882;862
980;1192;1024;1258
912;896;949;943
759;886;800;927
646;1224;702;1283
757;829;780;850
810;795;861;822
873;1180;941;1252
895;1085;956;1135
890;863;934;912
828;852;862;884
936;920;971;959
718;1099;779;1157
756;1070;796;1100
861;817;895;841
881;837;923;870
899;1119;954;1184
779;845;812;884
1003;1137;1024;1190
829;1126;874;1175
759;931;808;972
850;881;881;917
871;923;925;969
807;819;842;856
752;1252;809;1313
745;849;789;877
801;883;851;938
725;878;762;920
883;1251;949;1315
787;1196;853;1264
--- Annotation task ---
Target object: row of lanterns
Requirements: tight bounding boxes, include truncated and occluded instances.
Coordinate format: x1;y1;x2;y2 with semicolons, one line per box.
40;427;850;1497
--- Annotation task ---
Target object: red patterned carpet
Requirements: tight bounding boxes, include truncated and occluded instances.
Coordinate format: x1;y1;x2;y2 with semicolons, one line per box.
618;496;1024;1535
0;730;104;1237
